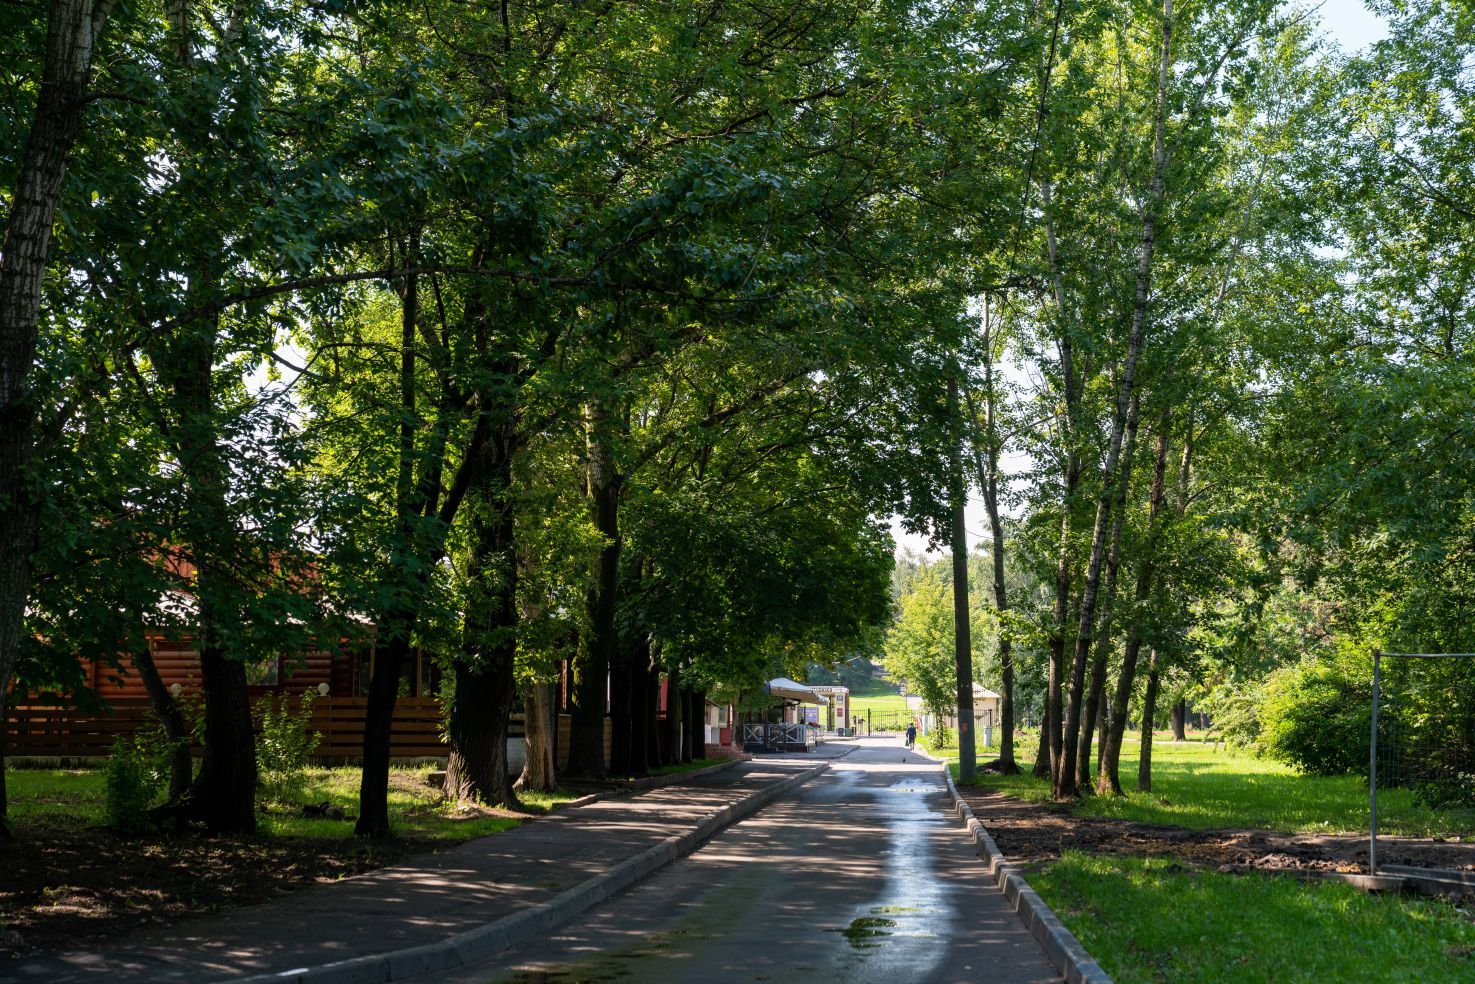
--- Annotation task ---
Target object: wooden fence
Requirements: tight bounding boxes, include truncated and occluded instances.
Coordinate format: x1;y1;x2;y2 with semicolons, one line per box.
4;697;610;768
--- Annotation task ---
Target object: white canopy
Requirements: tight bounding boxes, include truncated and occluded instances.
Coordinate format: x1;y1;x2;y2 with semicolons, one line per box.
766;677;824;703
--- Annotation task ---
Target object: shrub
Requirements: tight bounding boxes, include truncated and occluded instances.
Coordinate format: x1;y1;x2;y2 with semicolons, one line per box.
1199;678;1266;749
919;725;953;752
256;689;321;801
104;727;172;834
1259;658;1371;777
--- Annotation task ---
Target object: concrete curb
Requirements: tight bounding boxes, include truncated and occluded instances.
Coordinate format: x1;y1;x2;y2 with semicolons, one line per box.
943;770;1113;984
227;762;829;984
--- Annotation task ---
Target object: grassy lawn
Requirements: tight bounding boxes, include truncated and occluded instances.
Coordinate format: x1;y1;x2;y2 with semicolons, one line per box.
928;732;1461;837
846;675;912;726
6;765;578;842
1034;852;1475;983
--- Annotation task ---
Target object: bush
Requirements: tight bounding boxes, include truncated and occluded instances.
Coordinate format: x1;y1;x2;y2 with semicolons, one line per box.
919;725;953;752
1259;659;1371;777
256;690;321;801
104;727;172;834
1199;678;1266;749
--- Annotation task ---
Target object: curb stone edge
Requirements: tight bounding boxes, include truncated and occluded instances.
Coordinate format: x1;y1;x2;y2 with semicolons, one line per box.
942;768;1114;984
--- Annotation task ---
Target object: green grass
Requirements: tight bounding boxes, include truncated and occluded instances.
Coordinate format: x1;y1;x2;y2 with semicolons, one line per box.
5;768;109;825
5;765;577;843
846;674;911;724
262;766;576;840
649;757;726;777
947;734;1463;837
1033;852;1475;983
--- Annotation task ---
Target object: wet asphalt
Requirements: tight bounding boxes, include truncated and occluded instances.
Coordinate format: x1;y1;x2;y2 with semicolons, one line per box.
456;737;1059;984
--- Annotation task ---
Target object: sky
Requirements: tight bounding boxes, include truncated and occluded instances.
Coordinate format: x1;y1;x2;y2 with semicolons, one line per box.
888;0;1390;559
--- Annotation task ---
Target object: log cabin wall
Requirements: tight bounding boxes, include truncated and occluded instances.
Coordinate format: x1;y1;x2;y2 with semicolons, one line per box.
5;697;612;768
89;636;341;699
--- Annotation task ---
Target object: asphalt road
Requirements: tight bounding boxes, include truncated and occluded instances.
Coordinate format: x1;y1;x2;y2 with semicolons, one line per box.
455;737;1059;984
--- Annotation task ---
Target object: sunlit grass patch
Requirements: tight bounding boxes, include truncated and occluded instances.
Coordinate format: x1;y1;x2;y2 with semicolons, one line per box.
949;735;1459;837
5;764;577;843
1033;851;1475;984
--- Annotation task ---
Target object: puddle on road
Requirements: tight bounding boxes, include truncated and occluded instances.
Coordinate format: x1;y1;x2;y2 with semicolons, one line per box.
828;905;941;952
886;778;944;794
832;916;897;948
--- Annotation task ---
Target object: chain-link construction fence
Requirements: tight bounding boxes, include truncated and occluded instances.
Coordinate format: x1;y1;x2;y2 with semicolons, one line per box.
1371;651;1475;875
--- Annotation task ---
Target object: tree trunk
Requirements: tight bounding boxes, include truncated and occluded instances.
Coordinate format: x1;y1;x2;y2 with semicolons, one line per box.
678;687;693;763
1041;181;1080;794
608;642;632;776
146;327;256;835
162;423;256;837
187;636;257;832
965;301;1018;774
567;403;621;779
517;681;558;793
662;666;683;767
445;414;521;809
1171;698;1187;741
445;661;517;807
1078;392;1140;790
687;688;704;762
132;640;192;800
1138;651;1161;792
947;376;977;782
357;254;465;837
1032;699;1052;778
1099;415;1172;795
357;632;409;837
1058;0;1173;801
1095;689;1110;776
628;636;651;775
0;0;115;831
1046;506;1074;791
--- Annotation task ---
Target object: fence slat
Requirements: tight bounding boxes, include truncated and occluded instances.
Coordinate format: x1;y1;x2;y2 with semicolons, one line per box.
5;697;457;762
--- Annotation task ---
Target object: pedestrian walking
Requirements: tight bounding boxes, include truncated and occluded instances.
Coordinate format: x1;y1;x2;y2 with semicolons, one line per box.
905;722;917;750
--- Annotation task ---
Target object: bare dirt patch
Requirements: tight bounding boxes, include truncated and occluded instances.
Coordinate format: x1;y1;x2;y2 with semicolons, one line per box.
0;815;422;957
960;787;1475;876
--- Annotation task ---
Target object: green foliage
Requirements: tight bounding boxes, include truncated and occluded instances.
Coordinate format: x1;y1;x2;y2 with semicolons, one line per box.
256;692;322;803
920;726;953;753
103;728;174;835
883;560;961;722
1258;658;1373;778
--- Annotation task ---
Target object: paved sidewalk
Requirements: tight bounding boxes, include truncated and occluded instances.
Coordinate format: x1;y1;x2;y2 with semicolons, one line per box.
0;747;849;983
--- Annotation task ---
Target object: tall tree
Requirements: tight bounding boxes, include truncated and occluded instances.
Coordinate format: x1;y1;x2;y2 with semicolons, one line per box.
0;0;116;830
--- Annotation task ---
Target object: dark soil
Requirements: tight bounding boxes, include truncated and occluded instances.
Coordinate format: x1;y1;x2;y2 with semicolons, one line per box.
0;814;424;957
960;787;1475;876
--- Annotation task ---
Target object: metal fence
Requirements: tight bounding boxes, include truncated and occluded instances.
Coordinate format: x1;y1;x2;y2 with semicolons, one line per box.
740;722;819;752
1370;651;1475;875
862;710;916;732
